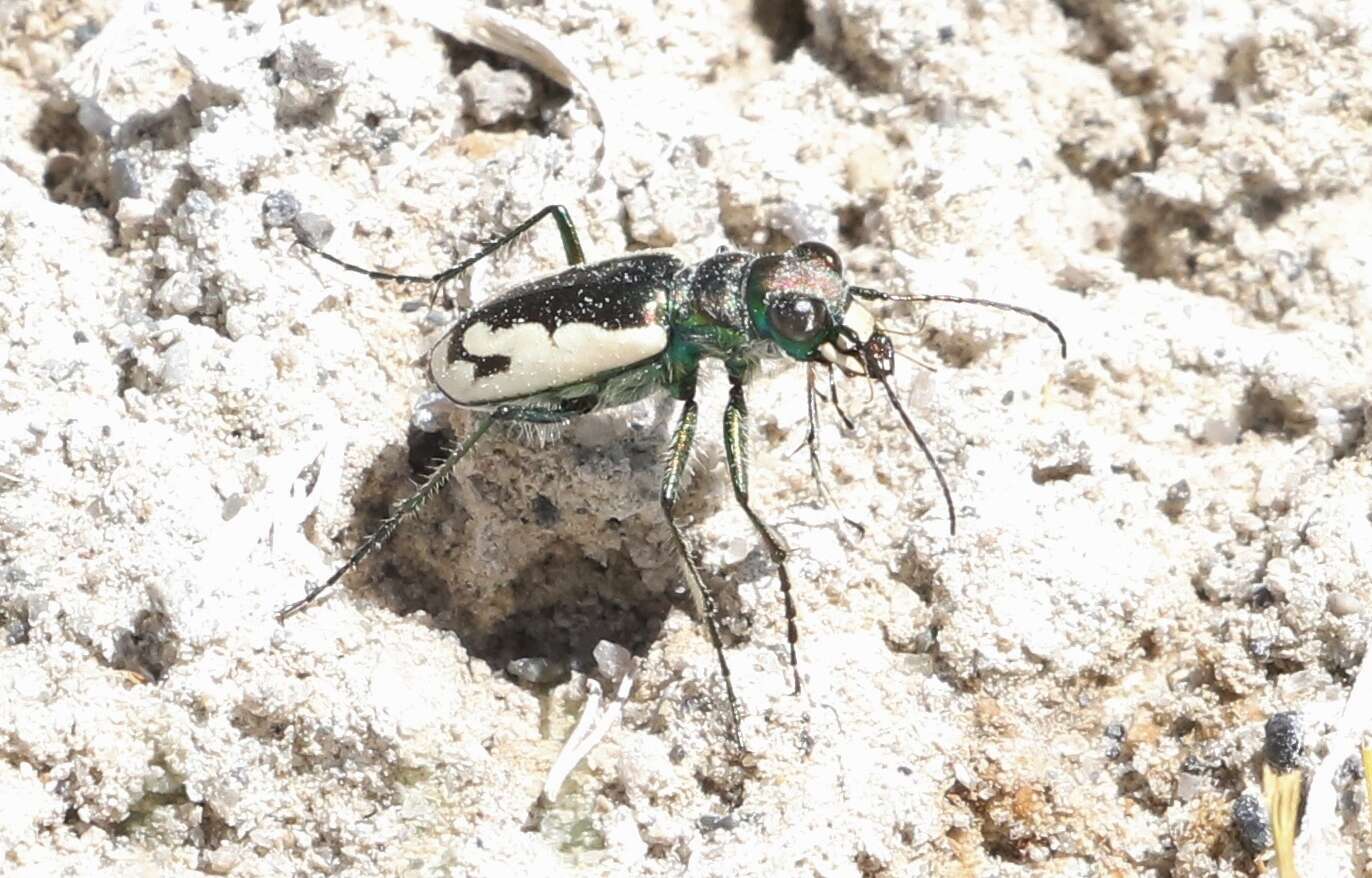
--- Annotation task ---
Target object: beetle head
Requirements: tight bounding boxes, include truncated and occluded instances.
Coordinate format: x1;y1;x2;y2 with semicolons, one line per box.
752;243;1068;538
745;241;896;377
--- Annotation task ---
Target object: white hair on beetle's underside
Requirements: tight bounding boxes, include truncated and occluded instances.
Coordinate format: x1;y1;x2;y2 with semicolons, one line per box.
493;416;569;447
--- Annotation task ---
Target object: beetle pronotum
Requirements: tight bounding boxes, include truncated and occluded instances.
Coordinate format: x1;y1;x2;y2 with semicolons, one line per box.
280;205;1065;745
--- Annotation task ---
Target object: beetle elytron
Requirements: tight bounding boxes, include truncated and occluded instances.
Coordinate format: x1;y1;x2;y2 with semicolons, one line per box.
279;205;1065;745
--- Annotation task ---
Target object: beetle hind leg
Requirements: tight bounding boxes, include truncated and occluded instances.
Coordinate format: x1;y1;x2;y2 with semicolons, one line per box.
277;391;603;622
296;204;587;306
277;416;497;621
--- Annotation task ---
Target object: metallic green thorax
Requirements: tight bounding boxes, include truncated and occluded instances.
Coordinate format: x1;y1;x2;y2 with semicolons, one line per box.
662;247;855;399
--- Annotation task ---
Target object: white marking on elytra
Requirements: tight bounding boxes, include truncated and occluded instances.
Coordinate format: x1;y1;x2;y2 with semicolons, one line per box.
433;321;670;404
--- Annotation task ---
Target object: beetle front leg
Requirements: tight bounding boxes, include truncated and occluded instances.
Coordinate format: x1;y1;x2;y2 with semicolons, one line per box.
805;365;865;539
724;363;803;695
661;374;743;748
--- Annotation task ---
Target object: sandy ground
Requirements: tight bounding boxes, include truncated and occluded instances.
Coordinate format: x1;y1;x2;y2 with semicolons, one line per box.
2;0;1371;875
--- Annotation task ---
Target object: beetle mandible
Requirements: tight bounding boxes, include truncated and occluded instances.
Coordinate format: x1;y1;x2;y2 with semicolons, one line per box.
279;205;1066;745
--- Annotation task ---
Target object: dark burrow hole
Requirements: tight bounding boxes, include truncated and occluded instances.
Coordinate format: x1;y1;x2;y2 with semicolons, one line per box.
1213;39;1259;107
946;783;1037;865
406;425;449;480
751;0;813;61
1241;184;1300;229
1031;461;1091;484
197;800;231;849
1;599;30;645
1119;207;1213;281
30;102;110;211
436;32;572;131
112;610;178;682
1057;139;1149;193
466;557;672;687
1051;0;1129;65
319;433;676;691
1238;382;1313;438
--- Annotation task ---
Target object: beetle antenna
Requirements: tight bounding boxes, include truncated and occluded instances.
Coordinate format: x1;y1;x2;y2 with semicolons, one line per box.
895;349;936;372
850;288;1067;359
876;374;957;536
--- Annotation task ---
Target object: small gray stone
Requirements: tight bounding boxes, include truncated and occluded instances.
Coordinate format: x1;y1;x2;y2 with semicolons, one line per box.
291;212;334;249
1327;591;1360;617
1161;480;1191;519
1263;712;1302;772
593;641;632;680
507;657;565;685
1232;793;1271;853
458;61;535;127
261;190;300;227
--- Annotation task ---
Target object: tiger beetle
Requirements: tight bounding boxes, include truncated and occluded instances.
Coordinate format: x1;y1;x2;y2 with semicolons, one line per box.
279;204;1066;747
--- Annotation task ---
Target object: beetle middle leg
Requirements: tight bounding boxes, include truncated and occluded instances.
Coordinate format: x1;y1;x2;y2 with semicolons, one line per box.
724;362;803;695
660;373;744;747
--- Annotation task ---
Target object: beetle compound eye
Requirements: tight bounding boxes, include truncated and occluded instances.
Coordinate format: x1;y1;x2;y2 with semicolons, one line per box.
768;296;829;343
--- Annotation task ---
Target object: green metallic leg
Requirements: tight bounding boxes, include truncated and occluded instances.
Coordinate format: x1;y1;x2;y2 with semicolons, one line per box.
298;203;586;288
660;374;743;747
277;396;600;621
277;416;497;620
725;363;802;695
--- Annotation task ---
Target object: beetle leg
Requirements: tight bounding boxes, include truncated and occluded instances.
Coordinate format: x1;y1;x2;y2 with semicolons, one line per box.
296;204;587;303
825;363;856;431
276;390;599;622
277;416;497;621
487;395;599;424
805;365;865;539
660;372;743;748
426;204;585;308
535;204;586;266
724;363;803;696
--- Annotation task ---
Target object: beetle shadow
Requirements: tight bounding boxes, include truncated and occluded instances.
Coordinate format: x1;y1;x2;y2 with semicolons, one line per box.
323;428;675;686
